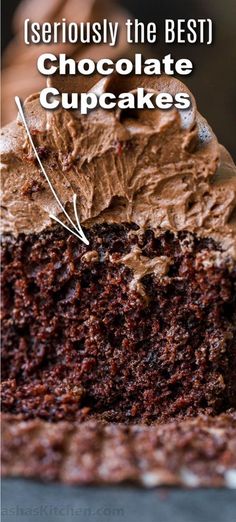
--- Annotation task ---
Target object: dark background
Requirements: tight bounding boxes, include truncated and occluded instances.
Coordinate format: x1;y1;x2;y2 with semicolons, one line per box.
1;0;236;158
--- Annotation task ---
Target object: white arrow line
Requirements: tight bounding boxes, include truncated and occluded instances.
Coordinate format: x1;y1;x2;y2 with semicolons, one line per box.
15;96;89;245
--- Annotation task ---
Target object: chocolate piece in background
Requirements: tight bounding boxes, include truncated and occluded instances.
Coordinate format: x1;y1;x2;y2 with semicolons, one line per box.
2;413;236;487
2;0;235;158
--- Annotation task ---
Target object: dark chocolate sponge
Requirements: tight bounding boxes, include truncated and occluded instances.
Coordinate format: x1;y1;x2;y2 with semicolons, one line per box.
1;224;236;423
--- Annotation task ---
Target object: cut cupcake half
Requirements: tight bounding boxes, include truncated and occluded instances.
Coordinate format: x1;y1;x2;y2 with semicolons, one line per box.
1;75;236;427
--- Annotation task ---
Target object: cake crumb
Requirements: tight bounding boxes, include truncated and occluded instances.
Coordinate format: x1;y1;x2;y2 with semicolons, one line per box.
81;250;99;263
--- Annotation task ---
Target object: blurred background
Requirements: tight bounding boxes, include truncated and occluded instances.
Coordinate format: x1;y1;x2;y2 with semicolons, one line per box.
1;0;236;158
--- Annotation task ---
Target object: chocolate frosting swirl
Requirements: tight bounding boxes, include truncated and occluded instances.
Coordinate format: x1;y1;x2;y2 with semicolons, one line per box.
1;74;236;260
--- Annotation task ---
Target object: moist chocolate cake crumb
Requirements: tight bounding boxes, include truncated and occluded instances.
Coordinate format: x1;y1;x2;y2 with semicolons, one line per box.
1;224;236;423
2;412;236;487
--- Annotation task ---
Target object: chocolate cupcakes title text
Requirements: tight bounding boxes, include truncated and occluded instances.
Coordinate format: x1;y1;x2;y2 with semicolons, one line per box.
23;18;213;114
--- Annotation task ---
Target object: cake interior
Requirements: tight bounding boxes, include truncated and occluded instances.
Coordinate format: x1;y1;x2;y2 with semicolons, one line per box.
1;223;236;423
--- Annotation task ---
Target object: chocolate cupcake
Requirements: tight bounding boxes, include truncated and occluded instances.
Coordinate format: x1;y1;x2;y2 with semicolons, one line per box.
1;72;236;485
